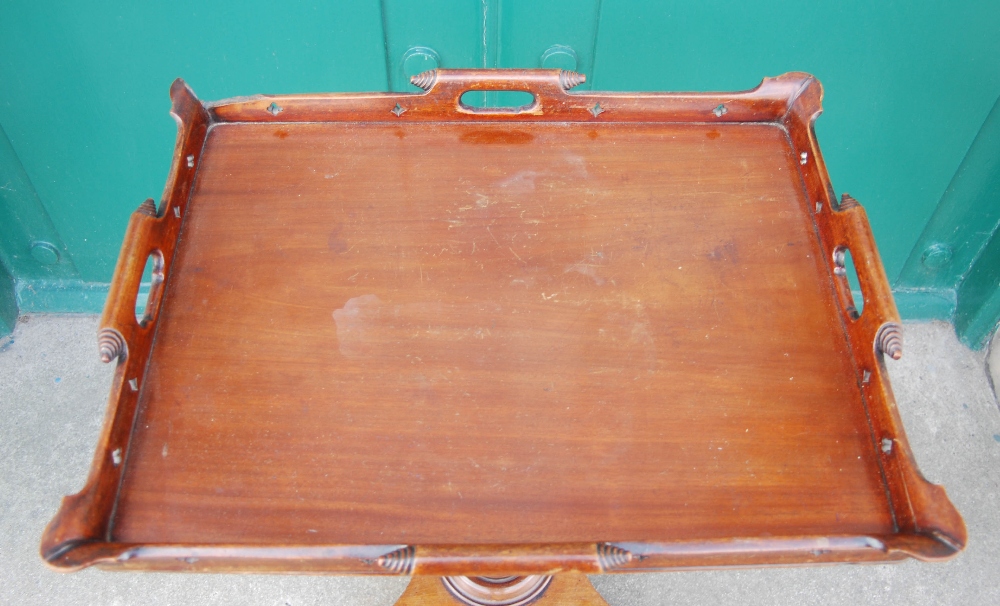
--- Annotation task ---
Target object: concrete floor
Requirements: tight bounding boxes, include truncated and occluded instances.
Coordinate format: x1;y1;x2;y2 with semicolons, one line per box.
1;315;998;606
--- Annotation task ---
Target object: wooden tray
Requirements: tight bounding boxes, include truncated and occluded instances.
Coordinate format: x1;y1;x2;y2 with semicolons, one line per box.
42;70;965;593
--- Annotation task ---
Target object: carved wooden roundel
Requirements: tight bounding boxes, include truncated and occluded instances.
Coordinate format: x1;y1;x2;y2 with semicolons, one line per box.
441;575;553;606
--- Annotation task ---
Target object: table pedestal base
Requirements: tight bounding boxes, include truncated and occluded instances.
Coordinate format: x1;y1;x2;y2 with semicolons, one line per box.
394;573;609;606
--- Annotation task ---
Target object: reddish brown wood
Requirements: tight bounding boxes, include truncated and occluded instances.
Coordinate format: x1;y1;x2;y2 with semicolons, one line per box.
397;573;608;606
135;198;158;217
442;575;553;606
41;70;964;578
208;69;807;125
40;78;209;563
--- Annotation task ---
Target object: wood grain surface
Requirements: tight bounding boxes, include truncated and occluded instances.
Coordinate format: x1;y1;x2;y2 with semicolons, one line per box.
396;574;608;606
41;70;965;574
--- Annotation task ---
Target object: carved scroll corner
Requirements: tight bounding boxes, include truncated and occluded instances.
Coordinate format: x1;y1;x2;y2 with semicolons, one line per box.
876;322;903;360
168;77;209;123
596;542;641;571
376;545;415;575
135;198;158;217
410;70;438;92
97;328;127;364
169;78;199;106
559;70;586;91
775;72;824;127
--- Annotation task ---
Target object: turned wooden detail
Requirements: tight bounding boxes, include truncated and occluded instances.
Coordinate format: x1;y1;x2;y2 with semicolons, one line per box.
441;576;553;606
411;70;437;92
876;322;904;360
558;70;586;91
377;545;415;574
395;574;608;606
97;328;127;363
596;543;637;571
135;198;158;217
839;193;860;210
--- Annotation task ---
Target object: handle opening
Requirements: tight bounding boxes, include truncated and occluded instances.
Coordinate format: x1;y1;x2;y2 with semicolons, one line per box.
135;250;166;327
459;90;537;113
833;246;865;319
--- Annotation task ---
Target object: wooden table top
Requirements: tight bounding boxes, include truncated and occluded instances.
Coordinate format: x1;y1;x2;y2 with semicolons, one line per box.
41;70;964;576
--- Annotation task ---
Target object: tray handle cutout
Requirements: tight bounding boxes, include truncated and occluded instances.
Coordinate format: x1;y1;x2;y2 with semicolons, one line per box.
409;69;585;116
41;80;211;568
99;200;169;358
828;194;900;357
135;250;166;327
458;90;537;113
831;246;864;320
826;194;965;557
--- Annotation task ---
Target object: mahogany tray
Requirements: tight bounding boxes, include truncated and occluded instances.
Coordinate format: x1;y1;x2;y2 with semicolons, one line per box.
42;70;965;604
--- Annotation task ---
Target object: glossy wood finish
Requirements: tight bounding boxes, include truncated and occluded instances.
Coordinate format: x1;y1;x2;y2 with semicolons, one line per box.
41;70;964;575
40;79;209;562
396;574;608;606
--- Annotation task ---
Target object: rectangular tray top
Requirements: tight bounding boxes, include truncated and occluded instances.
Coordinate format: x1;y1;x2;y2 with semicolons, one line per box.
42;70;965;576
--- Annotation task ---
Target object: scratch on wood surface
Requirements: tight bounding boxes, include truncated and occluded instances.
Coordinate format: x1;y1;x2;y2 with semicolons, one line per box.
246;294;317;310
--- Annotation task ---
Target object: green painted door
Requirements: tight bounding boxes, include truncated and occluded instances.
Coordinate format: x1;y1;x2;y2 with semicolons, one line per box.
2;1;999;345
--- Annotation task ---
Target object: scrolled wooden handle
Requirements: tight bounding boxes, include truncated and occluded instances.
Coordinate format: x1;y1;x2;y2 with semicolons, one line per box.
828;194;902;357
411;68;585;94
407;68;586;116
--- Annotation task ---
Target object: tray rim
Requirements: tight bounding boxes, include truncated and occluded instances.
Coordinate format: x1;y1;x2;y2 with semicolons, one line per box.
40;69;966;575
